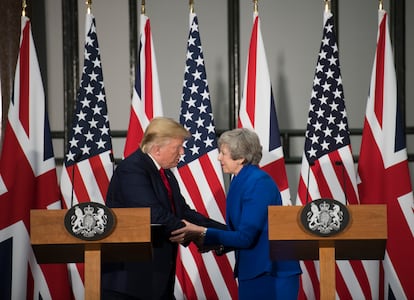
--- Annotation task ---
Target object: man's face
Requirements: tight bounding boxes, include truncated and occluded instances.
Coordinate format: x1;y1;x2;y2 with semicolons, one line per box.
155;137;185;169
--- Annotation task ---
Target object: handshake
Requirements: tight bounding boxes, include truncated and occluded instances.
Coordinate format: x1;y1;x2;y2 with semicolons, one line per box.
169;220;224;255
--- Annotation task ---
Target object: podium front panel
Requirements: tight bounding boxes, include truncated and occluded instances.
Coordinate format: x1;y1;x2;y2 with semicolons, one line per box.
268;205;387;260
30;208;151;263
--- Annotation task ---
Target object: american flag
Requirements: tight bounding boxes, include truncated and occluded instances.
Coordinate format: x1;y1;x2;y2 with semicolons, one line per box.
296;10;369;299
173;11;238;300
0;16;72;299
124;12;163;158
357;9;414;299
60;12;114;299
238;11;291;206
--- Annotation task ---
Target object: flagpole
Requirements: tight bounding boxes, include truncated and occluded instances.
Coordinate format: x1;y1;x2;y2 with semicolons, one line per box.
22;0;27;16
253;0;258;13
189;0;194;13
324;0;331;12
141;0;145;15
86;0;92;14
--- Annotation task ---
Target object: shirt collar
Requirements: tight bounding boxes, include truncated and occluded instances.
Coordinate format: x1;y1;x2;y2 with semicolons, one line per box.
147;153;162;171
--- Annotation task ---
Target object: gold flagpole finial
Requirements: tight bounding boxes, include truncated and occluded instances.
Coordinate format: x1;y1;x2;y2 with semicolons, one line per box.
22;0;27;16
253;0;258;13
324;0;331;13
141;0;145;15
86;0;92;14
379;0;383;10
189;0;194;14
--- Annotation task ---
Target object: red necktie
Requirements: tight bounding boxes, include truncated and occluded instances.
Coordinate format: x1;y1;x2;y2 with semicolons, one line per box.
160;168;175;213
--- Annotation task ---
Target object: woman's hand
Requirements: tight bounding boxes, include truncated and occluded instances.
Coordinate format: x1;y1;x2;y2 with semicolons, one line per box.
170;220;205;244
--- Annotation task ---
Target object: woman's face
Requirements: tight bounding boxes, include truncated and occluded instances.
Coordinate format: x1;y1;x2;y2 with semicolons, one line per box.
218;144;244;175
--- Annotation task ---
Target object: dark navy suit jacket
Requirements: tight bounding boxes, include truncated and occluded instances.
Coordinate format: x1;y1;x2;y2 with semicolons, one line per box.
205;164;302;281
102;148;225;299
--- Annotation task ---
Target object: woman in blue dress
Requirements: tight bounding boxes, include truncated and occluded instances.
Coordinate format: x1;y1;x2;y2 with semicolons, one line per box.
171;128;302;300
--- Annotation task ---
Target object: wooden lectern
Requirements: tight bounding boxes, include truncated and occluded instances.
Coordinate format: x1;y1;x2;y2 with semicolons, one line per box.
268;205;387;300
30;208;151;300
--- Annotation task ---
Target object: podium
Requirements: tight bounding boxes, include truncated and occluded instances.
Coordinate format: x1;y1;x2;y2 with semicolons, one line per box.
268;205;387;300
30;208;151;299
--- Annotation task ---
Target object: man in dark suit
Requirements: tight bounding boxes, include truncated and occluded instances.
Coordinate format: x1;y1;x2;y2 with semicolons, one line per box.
101;117;226;300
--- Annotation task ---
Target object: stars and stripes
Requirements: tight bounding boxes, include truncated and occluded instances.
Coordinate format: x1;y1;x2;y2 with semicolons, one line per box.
238;11;291;205
357;9;414;299
0;16;71;300
297;10;368;300
60;12;114;299
173;11;238;300
297;10;358;208
124;13;163;158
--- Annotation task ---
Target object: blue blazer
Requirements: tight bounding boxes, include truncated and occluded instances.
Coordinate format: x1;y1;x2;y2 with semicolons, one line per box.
205;164;301;281
102;148;226;299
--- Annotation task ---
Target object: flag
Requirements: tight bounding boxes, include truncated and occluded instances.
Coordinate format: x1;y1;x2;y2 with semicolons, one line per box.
238;11;291;205
296;10;370;299
0;16;71;299
357;9;414;299
0;63;2;140
173;12;238;300
60;12;114;299
123;13;163;158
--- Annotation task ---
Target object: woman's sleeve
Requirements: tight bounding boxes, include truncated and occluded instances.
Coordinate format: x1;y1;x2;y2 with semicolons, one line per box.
205;175;277;248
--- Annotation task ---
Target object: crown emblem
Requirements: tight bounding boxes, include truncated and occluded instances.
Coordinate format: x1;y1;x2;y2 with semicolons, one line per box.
319;201;330;211
84;205;94;214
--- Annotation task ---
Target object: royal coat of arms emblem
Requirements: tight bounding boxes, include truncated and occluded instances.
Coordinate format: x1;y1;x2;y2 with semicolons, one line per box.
64;202;115;241
300;198;350;237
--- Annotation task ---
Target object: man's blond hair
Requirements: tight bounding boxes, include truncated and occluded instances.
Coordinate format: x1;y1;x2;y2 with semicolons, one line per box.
140;117;190;153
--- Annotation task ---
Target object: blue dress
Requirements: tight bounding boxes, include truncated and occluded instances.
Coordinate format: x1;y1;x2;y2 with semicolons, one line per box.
204;164;302;299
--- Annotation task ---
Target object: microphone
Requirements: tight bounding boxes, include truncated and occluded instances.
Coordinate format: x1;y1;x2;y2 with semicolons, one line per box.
306;160;315;204
70;153;82;208
109;152;115;172
335;161;348;205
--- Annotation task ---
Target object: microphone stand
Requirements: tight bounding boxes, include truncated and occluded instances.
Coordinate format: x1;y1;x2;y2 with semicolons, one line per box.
306;160;314;204
70;154;81;208
70;163;75;208
335;161;348;205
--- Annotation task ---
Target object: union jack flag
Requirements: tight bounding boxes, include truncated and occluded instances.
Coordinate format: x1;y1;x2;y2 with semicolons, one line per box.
357;9;414;299
0;16;71;299
60;12;114;299
296;10;370;299
124;12;163;158
238;11;291;206
173;11;238;300
0;60;2;139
